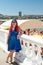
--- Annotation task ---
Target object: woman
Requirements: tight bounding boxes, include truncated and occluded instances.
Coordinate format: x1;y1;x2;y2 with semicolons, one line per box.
6;19;22;63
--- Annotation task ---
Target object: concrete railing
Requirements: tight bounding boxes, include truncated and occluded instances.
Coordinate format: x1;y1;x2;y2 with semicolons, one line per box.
0;29;43;65
20;34;43;65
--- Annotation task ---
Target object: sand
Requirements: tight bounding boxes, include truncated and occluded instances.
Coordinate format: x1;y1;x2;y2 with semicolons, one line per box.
19;19;43;30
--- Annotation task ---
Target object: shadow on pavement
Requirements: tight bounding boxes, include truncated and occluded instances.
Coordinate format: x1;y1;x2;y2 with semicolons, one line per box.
12;62;19;65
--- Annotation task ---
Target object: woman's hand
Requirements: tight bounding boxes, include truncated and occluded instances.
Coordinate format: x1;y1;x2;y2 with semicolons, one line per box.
17;35;20;39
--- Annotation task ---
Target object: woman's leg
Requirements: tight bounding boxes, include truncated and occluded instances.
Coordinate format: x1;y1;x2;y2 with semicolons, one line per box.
6;52;11;63
10;50;14;62
6;50;14;63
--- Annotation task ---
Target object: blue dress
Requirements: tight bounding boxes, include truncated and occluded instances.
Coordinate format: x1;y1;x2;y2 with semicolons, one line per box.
8;28;21;52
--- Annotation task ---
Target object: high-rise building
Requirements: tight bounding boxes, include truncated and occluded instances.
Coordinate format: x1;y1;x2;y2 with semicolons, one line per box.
19;11;22;17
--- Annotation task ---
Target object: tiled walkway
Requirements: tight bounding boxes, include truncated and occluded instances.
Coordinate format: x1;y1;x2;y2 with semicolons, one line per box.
0;48;19;65
0;48;9;65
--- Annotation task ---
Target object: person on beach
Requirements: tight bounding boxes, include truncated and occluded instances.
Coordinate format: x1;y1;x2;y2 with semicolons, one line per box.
6;18;22;63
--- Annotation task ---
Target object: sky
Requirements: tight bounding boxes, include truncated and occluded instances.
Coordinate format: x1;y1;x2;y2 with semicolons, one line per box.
0;0;43;15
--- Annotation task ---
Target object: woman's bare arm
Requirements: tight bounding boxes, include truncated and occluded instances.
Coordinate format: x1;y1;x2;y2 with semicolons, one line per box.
18;26;22;35
17;27;23;39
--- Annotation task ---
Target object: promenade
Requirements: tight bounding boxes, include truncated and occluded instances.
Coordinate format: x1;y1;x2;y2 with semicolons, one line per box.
0;48;19;65
0;48;9;65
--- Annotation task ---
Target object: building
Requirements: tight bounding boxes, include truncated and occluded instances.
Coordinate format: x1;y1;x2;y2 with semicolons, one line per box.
19;11;22;17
